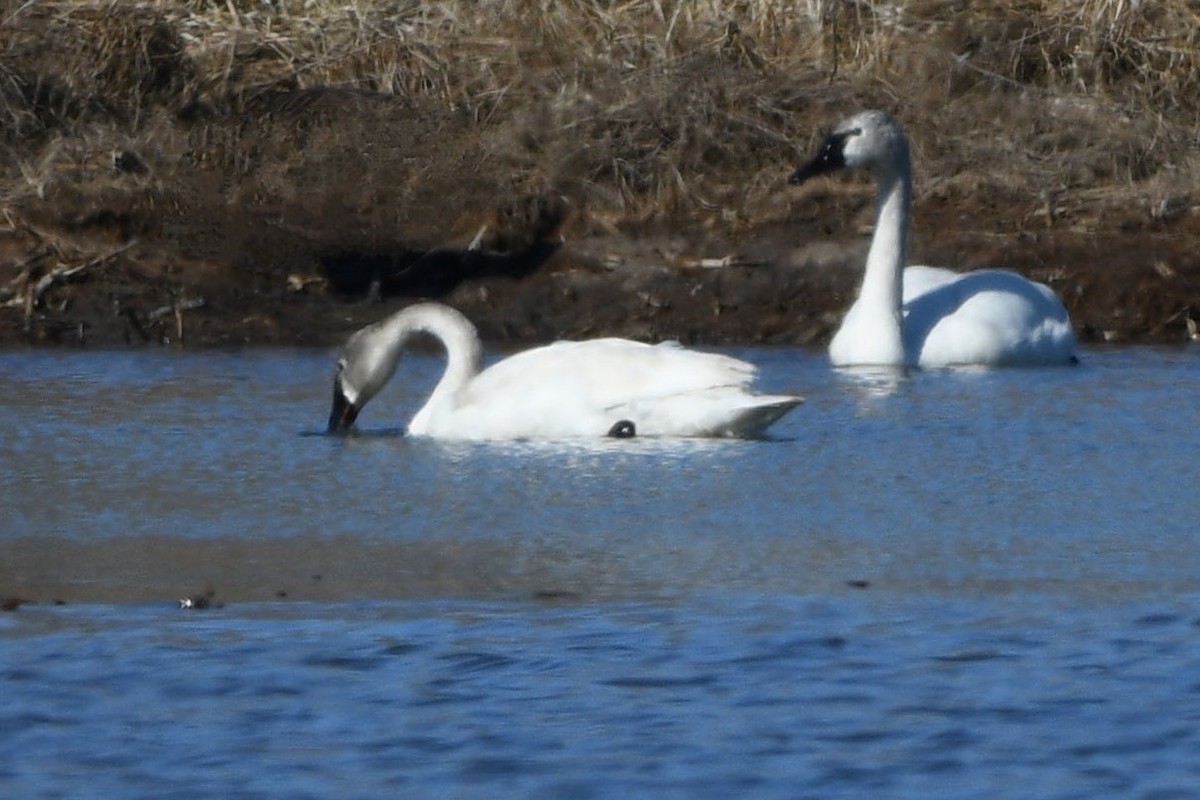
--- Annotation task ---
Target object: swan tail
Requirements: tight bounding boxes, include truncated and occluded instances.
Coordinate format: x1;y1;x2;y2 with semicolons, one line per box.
715;396;804;438
610;391;802;439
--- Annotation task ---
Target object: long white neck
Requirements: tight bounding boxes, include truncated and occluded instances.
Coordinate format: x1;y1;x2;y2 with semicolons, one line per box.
381;304;483;428
828;150;912;367
860;163;910;316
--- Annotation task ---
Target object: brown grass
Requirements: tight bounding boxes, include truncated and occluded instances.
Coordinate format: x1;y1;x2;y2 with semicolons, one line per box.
1;0;1198;248
3;1;1199;219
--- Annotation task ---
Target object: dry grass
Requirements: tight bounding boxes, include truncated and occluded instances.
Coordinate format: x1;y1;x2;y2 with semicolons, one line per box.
1;0;1198;230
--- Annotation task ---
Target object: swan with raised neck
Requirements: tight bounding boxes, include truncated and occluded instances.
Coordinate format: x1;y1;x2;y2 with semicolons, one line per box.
790;109;1076;367
328;302;803;439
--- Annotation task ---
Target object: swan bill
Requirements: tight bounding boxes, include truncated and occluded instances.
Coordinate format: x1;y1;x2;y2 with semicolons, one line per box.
327;379;360;433
789;130;852;185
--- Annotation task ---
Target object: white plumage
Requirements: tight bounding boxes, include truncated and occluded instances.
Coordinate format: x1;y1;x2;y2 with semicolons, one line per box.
327;303;802;439
790;109;1077;368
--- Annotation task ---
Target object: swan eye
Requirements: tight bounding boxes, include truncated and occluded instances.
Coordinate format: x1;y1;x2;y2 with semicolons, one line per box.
607;420;636;438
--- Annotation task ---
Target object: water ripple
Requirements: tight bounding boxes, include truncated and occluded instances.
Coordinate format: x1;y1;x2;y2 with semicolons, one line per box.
3;347;1200;797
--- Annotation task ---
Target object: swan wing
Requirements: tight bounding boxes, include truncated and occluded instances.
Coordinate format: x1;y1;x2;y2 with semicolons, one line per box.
425;339;798;438
903;268;1076;366
470;339;756;399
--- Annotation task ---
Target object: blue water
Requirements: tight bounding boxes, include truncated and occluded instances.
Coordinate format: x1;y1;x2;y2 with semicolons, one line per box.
2;345;1200;798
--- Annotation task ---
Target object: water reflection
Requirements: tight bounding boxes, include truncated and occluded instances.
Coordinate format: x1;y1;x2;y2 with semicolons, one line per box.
833;364;910;401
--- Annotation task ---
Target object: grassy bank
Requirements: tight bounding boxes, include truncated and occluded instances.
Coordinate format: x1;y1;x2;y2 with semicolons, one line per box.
1;1;1198;345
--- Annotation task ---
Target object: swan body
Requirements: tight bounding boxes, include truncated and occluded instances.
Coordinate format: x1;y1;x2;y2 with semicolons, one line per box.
327;303;802;439
789;109;1076;367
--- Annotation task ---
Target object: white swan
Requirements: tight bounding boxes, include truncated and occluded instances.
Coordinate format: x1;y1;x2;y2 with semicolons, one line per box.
327;302;803;439
789;109;1076;367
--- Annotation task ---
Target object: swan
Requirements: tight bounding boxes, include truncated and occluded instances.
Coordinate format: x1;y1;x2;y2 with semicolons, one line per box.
327;302;803;439
788;109;1076;367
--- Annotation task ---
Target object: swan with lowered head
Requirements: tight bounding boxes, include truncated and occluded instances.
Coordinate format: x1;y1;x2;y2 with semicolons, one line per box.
789;109;1076;367
327;302;803;439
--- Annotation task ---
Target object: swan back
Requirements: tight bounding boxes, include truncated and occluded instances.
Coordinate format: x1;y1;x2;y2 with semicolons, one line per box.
429;338;800;439
901;267;1076;366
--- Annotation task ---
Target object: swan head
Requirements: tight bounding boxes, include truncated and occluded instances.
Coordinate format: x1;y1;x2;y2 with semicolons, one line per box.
327;325;403;433
789;109;909;184
327;357;362;433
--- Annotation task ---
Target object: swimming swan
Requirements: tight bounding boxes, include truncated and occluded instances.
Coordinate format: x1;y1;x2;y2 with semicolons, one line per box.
327;302;803;439
789;110;1076;367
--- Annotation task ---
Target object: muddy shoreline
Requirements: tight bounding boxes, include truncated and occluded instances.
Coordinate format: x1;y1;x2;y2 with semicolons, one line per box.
4;204;1198;352
2;91;1198;352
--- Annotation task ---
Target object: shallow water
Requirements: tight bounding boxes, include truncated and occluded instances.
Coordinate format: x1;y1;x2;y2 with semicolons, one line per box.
2;345;1200;798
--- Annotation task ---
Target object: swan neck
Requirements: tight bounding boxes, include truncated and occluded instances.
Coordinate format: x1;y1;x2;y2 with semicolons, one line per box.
859;163;911;314
386;304;483;401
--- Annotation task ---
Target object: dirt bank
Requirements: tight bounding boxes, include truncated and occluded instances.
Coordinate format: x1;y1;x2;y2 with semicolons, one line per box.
3;101;1197;351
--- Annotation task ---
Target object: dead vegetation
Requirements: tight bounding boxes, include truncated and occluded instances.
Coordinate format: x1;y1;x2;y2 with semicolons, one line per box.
0;0;1198;345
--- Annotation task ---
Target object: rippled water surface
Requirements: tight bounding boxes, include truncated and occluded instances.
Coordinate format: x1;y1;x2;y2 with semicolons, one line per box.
3;345;1200;798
